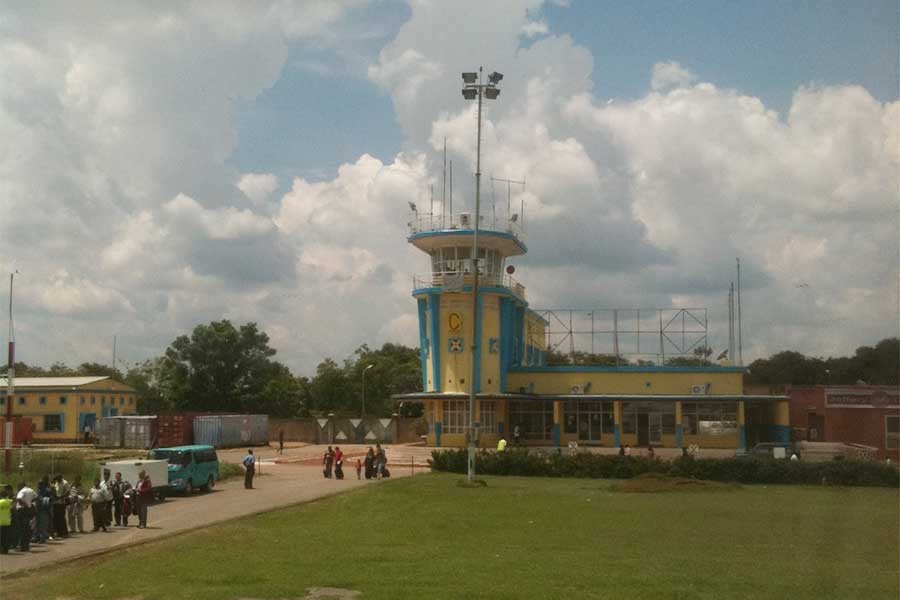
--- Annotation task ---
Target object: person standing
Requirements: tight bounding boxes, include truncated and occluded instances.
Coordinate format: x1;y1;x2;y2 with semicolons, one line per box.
497;438;507;452
89;479;108;532
67;476;86;534
647;446;655;459
242;449;256;489
15;482;37;551
334;446;344;480
135;470;152;529
322;446;334;479
364;447;375;480
112;472;125;526
513;425;522;447
0;486;12;554
83;423;92;445
99;470;113;528
356;458;362;480
51;474;70;539
375;444;387;479
35;476;53;543
120;483;134;527
278;428;284;455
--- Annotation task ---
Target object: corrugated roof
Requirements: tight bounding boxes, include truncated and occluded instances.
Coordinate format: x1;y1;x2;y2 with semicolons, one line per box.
0;376;111;388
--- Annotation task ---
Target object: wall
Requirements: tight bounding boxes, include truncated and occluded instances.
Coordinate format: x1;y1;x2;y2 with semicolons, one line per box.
506;369;744;395
268;417;426;445
788;386;900;459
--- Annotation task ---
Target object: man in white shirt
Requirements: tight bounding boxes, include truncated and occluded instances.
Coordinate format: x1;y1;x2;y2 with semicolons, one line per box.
15;482;37;552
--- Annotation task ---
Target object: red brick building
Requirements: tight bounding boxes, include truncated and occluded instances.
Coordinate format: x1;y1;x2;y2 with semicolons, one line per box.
786;385;899;460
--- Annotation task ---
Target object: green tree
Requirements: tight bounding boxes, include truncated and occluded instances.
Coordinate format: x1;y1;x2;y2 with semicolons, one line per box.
160;320;278;413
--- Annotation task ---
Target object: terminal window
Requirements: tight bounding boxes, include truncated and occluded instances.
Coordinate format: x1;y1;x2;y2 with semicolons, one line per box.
887;416;900;450
44;414;63;432
442;400;469;434
480;401;496;434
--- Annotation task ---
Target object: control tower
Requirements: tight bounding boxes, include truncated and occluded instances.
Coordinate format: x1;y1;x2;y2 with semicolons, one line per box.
406;210;548;446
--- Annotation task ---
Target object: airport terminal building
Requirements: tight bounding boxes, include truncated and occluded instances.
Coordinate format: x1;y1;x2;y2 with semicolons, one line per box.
397;212;788;451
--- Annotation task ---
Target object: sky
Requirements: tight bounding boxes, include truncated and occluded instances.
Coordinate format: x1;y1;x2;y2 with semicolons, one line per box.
1;0;897;376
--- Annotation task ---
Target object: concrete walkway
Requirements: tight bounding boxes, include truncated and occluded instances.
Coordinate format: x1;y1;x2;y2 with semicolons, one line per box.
0;445;432;577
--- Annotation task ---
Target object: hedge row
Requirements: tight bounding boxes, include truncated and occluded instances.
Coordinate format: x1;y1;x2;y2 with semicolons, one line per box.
429;449;900;487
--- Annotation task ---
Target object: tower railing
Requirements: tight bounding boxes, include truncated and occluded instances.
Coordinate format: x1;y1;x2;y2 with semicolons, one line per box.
408;212;525;241
413;270;526;299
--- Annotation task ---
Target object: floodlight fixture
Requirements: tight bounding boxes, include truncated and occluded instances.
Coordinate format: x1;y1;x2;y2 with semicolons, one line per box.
408;202;417;212
488;71;503;84
462;88;477;100
484;87;500;100
462;72;478;84
509;213;518;222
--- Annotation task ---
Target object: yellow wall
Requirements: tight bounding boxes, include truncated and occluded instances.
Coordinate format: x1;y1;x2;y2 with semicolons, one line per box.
6;382;138;441
506;371;743;395
479;295;501;393
435;292;506;394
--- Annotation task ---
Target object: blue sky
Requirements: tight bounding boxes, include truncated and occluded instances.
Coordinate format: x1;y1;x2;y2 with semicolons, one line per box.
229;0;898;186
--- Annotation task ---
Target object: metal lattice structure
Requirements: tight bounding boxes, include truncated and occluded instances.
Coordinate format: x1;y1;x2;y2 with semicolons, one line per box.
534;308;708;364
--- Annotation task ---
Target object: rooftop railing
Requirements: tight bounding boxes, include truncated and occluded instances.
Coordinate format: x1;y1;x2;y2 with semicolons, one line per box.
413;270;526;299
408;212;525;241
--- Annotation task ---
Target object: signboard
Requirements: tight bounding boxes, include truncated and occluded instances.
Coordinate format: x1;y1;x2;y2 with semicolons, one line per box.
699;421;738;436
825;389;899;408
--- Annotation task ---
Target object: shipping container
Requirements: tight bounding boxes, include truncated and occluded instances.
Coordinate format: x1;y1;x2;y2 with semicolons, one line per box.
156;413;194;448
193;414;268;448
0;417;33;447
95;417;124;448
122;416;157;449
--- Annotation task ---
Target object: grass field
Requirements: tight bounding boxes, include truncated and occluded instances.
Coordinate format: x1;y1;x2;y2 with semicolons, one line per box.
2;473;898;600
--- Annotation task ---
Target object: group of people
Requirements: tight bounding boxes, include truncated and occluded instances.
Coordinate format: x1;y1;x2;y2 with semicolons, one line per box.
0;469;153;555
322;445;389;480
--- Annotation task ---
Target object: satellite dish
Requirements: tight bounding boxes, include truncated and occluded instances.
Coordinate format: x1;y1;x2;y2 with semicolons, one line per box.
506;265;515;274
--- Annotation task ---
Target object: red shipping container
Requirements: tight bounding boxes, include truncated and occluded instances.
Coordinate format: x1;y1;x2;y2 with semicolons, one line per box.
0;417;33;447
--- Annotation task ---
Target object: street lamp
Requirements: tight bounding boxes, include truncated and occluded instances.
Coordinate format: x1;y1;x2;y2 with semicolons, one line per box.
461;67;502;483
361;364;374;417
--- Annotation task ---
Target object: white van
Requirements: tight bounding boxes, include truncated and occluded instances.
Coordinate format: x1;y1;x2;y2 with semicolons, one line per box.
101;459;169;501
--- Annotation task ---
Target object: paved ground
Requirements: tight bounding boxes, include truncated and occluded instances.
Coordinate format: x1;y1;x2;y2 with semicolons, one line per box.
0;444;432;577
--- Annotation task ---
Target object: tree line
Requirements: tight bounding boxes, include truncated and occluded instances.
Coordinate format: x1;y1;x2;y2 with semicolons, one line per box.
3;323;895;416
2;320;423;418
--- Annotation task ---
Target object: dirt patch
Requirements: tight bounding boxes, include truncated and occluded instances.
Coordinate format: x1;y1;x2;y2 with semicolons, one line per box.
236;589;361;600
613;473;739;493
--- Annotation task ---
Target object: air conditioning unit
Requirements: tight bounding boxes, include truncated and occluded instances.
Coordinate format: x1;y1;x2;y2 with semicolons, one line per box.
571;384;585;394
691;384;711;395
459;212;472;228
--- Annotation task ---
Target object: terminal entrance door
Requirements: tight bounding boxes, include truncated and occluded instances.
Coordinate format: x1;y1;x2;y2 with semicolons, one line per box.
637;412;664;446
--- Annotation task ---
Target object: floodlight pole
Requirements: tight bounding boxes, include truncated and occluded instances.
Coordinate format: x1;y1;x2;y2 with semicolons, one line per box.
5;272;16;473
462;67;501;483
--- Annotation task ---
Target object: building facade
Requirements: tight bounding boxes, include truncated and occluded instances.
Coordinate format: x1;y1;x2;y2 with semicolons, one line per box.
397;212;788;451
0;376;138;442
787;385;899;460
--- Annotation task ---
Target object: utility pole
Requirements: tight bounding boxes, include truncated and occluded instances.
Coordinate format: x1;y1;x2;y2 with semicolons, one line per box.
737;258;743;366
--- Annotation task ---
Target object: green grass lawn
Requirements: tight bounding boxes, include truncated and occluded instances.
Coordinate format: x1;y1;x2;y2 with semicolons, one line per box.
3;473;898;600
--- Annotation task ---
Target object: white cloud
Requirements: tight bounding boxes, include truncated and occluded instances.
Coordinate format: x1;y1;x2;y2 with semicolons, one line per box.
521;20;549;38
238;173;279;204
651;61;698;92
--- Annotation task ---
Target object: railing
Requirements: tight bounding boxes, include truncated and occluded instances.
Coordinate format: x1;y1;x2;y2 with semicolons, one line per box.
408;212;525;242
413;271;526;298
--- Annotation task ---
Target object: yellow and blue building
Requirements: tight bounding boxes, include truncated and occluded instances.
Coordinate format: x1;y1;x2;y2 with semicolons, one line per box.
0;376;138;442
396;213;789;451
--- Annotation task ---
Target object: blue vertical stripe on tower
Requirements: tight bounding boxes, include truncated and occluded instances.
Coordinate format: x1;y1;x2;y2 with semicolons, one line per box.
417;298;429;391
499;298;512;392
429;293;441;392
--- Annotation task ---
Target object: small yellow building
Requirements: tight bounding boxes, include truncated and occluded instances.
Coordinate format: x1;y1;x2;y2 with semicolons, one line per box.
396;212;788;451
0;376;138;442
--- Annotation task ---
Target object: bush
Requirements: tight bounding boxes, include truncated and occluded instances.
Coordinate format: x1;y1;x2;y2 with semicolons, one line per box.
429;449;900;488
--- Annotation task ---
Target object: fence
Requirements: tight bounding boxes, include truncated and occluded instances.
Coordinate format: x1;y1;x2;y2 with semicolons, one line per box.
269;416;427;445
